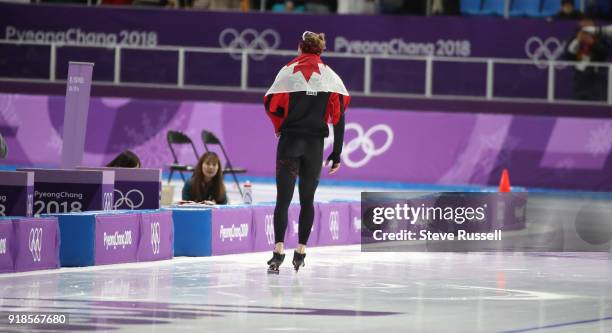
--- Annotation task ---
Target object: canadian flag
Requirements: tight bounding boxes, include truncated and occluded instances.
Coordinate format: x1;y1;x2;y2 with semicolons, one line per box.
265;53;349;97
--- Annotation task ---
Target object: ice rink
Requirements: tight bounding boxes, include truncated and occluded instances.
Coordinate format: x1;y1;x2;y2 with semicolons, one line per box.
0;181;611;332
1;247;611;332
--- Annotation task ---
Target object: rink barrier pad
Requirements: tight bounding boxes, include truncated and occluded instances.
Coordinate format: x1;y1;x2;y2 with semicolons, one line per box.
251;203;306;252
138;209;173;262
169;201;359;257
285;204;302;248
252;204;276;252
211;205;253;255
170;207;212;257
0;171;34;217
0;216;60;273
0;219;13;273
0;201;359;273
49;210;173;267
317;202;350;246
348;202;362;244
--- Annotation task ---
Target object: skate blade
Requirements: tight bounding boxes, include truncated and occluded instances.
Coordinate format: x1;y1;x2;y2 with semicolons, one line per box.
293;261;305;272
267;267;280;274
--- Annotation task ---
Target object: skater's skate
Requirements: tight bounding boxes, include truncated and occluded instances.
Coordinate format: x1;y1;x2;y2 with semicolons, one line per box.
267;252;285;274
292;251;306;272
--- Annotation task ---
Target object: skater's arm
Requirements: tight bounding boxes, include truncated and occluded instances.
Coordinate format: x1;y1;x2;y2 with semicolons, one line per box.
328;111;345;164
217;191;228;205
264;93;289;135
325;94;347;174
181;179;193;201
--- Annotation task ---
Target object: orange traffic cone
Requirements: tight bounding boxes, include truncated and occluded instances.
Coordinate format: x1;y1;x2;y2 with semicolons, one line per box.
498;168;511;192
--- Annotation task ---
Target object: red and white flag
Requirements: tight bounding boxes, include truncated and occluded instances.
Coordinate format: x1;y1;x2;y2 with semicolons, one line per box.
265;53;349;97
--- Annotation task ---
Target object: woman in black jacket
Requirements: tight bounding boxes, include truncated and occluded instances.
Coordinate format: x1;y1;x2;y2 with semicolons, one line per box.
181;152;228;205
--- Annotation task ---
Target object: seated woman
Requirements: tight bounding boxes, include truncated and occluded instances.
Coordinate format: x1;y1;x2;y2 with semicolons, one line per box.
181;152;228;205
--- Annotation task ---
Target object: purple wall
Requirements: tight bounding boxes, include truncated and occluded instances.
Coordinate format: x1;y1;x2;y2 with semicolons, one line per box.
0;2;595;100
1;93;611;191
0;3;577;57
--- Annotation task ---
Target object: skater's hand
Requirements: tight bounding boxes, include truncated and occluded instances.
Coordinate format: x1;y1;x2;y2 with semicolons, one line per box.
324;160;341;175
275;132;280;138
177;200;196;205
325;152;341;174
200;200;216;205
328;161;341;174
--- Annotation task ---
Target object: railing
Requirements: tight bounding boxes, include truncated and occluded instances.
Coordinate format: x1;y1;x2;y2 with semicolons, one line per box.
0;39;611;106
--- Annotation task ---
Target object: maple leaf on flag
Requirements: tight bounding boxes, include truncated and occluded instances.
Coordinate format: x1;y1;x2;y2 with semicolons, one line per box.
290;55;323;82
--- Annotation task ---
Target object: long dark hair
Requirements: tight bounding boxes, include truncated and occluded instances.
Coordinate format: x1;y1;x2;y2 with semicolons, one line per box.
191;152;226;203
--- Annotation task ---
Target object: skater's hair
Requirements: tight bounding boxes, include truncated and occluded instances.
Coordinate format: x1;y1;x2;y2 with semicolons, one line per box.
106;150;140;168
191;152;226;203
299;31;326;55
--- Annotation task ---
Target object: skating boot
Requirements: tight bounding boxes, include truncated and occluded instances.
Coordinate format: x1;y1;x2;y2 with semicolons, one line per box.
292;251;306;272
267;252;285;274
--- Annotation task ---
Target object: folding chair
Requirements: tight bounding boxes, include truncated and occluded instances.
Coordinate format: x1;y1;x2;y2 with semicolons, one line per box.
201;130;247;197
166;130;198;184
0;133;7;159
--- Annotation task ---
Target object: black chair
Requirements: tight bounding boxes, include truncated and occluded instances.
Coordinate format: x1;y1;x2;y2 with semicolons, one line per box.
201;130;247;197
167;130;198;184
0;133;7;159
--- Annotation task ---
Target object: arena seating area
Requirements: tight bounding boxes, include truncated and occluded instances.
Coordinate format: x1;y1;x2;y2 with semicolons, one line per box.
6;0;610;19
461;0;577;17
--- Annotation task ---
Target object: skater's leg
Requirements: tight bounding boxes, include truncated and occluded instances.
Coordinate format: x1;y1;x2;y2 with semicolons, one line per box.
273;136;301;246
274;242;284;254
274;157;299;245
268;137;302;274
269;159;296;274
296;137;324;247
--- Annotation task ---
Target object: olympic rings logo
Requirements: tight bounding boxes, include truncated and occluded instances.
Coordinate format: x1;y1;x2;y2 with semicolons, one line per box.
264;214;274;245
525;37;567;69
325;123;394;168
219;28;281;61
103;192;114;211
0;238;6;255
353;216;361;232
150;222;161;255
29;227;42;262
27;194;33;217
291;219;299;236
329;211;340;240
113;189;144;210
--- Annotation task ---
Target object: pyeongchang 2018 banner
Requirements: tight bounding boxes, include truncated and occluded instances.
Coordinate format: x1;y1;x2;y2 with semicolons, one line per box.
1;3;577;61
0;3;587;99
